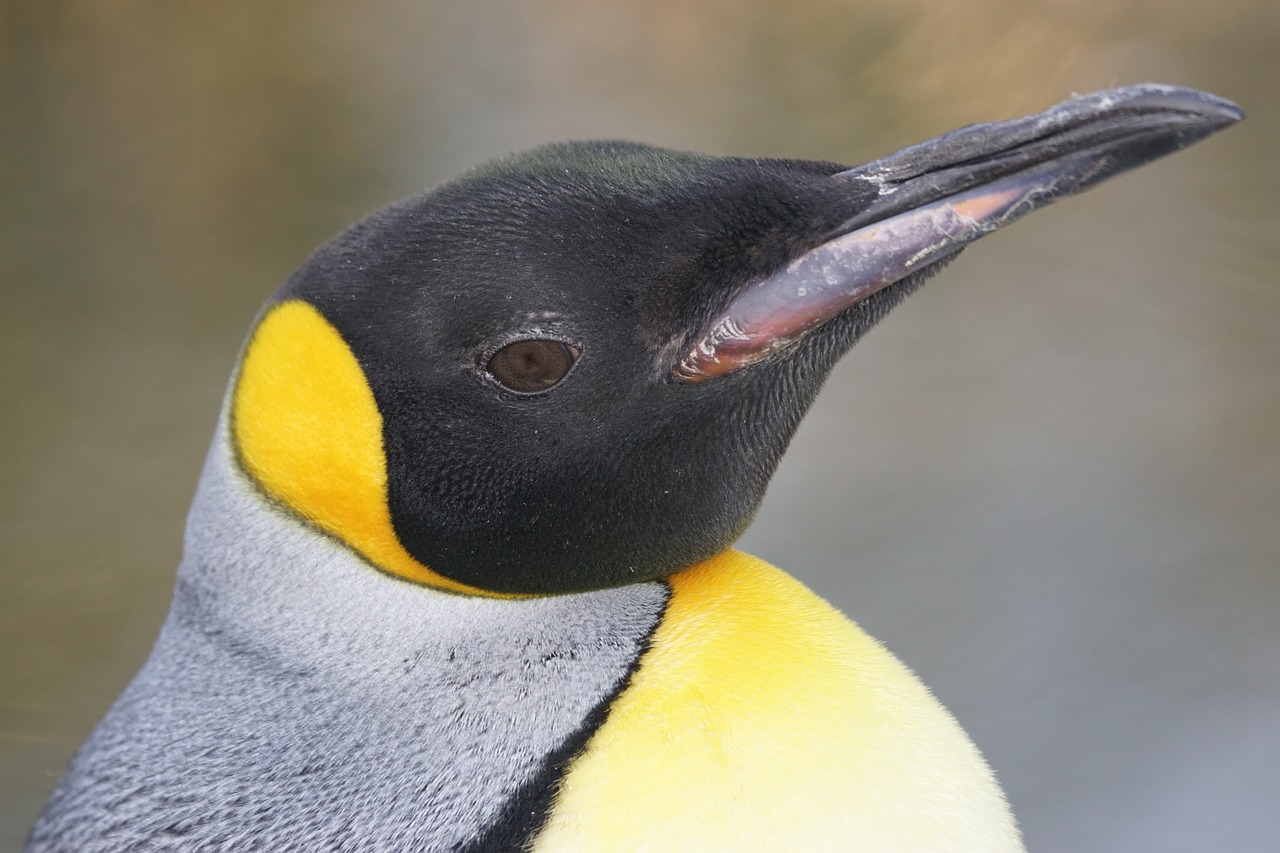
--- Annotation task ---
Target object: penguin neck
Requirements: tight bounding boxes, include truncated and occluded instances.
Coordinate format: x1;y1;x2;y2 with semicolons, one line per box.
170;417;671;685
42;419;674;851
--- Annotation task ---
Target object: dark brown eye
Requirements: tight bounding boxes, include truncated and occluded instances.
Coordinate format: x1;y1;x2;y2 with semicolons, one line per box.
487;339;581;393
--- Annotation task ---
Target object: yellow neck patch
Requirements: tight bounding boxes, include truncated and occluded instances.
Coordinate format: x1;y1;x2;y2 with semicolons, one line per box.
232;299;499;597
534;550;1022;851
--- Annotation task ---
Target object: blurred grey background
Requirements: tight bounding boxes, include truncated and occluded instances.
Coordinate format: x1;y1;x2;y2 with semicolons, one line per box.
2;1;1277;850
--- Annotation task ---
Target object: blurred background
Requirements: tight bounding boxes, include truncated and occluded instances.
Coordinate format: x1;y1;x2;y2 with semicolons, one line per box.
2;1;1276;849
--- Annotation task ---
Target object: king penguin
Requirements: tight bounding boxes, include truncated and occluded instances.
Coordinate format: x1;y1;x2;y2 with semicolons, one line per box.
30;85;1239;852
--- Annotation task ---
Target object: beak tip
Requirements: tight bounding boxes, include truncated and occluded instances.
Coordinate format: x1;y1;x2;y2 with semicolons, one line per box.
1076;83;1244;126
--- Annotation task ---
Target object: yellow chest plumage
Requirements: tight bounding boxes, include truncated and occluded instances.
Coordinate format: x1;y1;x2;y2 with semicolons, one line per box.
535;551;1023;852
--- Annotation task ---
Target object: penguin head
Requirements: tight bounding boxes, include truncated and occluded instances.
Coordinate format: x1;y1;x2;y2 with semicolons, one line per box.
234;143;882;595
230;86;1241;595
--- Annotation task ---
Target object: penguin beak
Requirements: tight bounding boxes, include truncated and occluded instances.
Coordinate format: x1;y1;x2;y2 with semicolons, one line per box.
675;84;1243;381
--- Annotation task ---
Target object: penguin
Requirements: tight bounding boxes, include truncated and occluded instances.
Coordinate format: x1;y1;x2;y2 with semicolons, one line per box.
29;84;1240;852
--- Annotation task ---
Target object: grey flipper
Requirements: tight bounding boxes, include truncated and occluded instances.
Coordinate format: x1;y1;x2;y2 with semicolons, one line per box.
29;422;668;852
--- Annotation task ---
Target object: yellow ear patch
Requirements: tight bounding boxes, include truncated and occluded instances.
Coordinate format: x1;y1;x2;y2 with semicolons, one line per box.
232;299;497;596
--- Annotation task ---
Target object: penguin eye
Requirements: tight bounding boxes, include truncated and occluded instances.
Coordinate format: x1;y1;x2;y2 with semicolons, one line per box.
487;339;581;393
